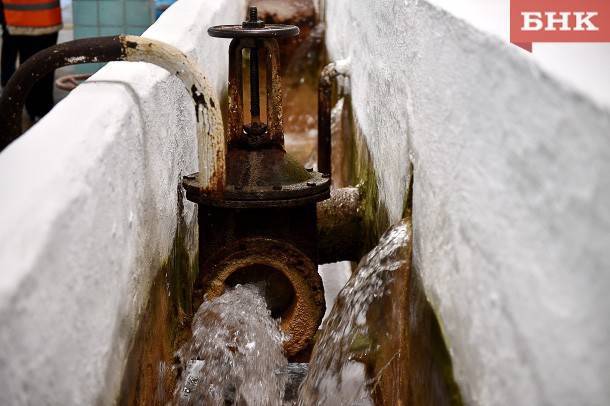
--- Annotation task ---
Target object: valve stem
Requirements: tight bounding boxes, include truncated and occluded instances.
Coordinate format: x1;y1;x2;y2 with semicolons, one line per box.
249;6;257;22
246;7;263;125
250;42;260;124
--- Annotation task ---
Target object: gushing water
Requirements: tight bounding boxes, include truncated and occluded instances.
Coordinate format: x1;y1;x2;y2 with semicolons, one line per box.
173;284;288;406
298;220;411;405
168;221;412;405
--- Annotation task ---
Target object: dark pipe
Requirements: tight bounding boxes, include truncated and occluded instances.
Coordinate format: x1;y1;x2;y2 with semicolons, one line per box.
317;187;363;264
246;5;261;123
0;36;123;150
0;35;225;190
317;62;349;179
317;65;333;177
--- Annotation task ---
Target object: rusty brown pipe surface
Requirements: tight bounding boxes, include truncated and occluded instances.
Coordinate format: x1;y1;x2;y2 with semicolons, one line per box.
0;36;122;145
317;186;364;264
0;35;224;192
317;60;350;179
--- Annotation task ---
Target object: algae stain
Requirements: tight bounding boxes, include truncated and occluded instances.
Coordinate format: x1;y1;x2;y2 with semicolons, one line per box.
118;186;198;406
336;93;390;255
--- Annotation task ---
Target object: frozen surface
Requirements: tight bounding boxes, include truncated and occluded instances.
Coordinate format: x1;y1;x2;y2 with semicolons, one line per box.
325;0;610;405
0;0;245;404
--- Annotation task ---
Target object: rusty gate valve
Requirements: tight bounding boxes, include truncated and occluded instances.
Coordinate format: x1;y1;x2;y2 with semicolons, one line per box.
183;7;330;358
184;6;329;208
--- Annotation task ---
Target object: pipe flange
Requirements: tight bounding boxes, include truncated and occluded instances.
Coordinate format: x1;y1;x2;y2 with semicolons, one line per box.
183;171;330;208
198;238;325;356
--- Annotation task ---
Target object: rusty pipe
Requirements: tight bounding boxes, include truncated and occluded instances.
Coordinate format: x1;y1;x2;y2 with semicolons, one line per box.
317;60;350;179
317;186;363;264
0;35;225;193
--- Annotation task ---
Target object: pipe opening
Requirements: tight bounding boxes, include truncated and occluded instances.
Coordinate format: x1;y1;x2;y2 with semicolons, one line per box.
225;264;296;319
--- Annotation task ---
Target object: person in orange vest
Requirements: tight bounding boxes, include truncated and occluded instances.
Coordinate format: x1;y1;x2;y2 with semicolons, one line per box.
1;0;62;121
1;1;19;88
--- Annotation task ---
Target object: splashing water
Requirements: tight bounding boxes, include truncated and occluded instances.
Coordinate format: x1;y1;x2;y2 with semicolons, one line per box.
173;284;288;406
298;220;411;405
168;221;413;405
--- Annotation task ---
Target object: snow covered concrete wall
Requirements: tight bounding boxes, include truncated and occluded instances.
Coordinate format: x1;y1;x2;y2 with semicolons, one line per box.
0;0;244;404
325;0;610;405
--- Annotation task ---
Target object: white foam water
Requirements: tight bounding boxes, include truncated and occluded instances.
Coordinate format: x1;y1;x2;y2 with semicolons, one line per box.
170;221;411;406
173;284;288;406
298;221;411;405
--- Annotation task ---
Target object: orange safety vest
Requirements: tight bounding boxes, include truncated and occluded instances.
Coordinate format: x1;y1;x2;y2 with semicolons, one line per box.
2;0;62;35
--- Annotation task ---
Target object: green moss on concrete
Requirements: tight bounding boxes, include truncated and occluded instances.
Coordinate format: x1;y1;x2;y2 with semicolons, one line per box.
339;94;390;254
118;187;198;405
166;190;198;321
429;308;464;406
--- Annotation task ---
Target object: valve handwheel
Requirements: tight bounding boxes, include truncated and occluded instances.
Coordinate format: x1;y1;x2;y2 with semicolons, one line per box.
208;7;299;39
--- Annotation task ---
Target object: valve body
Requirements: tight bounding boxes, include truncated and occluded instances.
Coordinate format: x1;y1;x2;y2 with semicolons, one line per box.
184;7;330;357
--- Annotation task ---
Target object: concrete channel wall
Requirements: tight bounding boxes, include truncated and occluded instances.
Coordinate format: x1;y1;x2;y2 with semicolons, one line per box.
325;0;610;405
0;0;244;404
1;0;609;405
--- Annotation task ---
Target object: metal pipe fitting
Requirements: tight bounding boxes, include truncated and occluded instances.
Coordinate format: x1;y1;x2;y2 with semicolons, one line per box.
0;35;225;193
317;186;364;264
317;59;350;178
192;13;330;359
316;60;363;264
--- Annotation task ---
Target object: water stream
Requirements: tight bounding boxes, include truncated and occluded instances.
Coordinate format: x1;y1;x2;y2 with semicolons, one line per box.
298;220;411;405
172;284;288;405
169;221;412;405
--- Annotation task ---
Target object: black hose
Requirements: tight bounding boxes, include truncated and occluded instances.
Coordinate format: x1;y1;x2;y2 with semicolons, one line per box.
0;36;124;151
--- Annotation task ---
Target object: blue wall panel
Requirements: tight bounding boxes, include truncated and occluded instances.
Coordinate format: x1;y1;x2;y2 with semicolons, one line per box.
72;0;154;72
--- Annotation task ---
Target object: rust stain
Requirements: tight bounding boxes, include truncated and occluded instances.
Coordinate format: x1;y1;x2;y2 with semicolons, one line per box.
119;192;197;405
190;84;208;108
123;38;139;49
